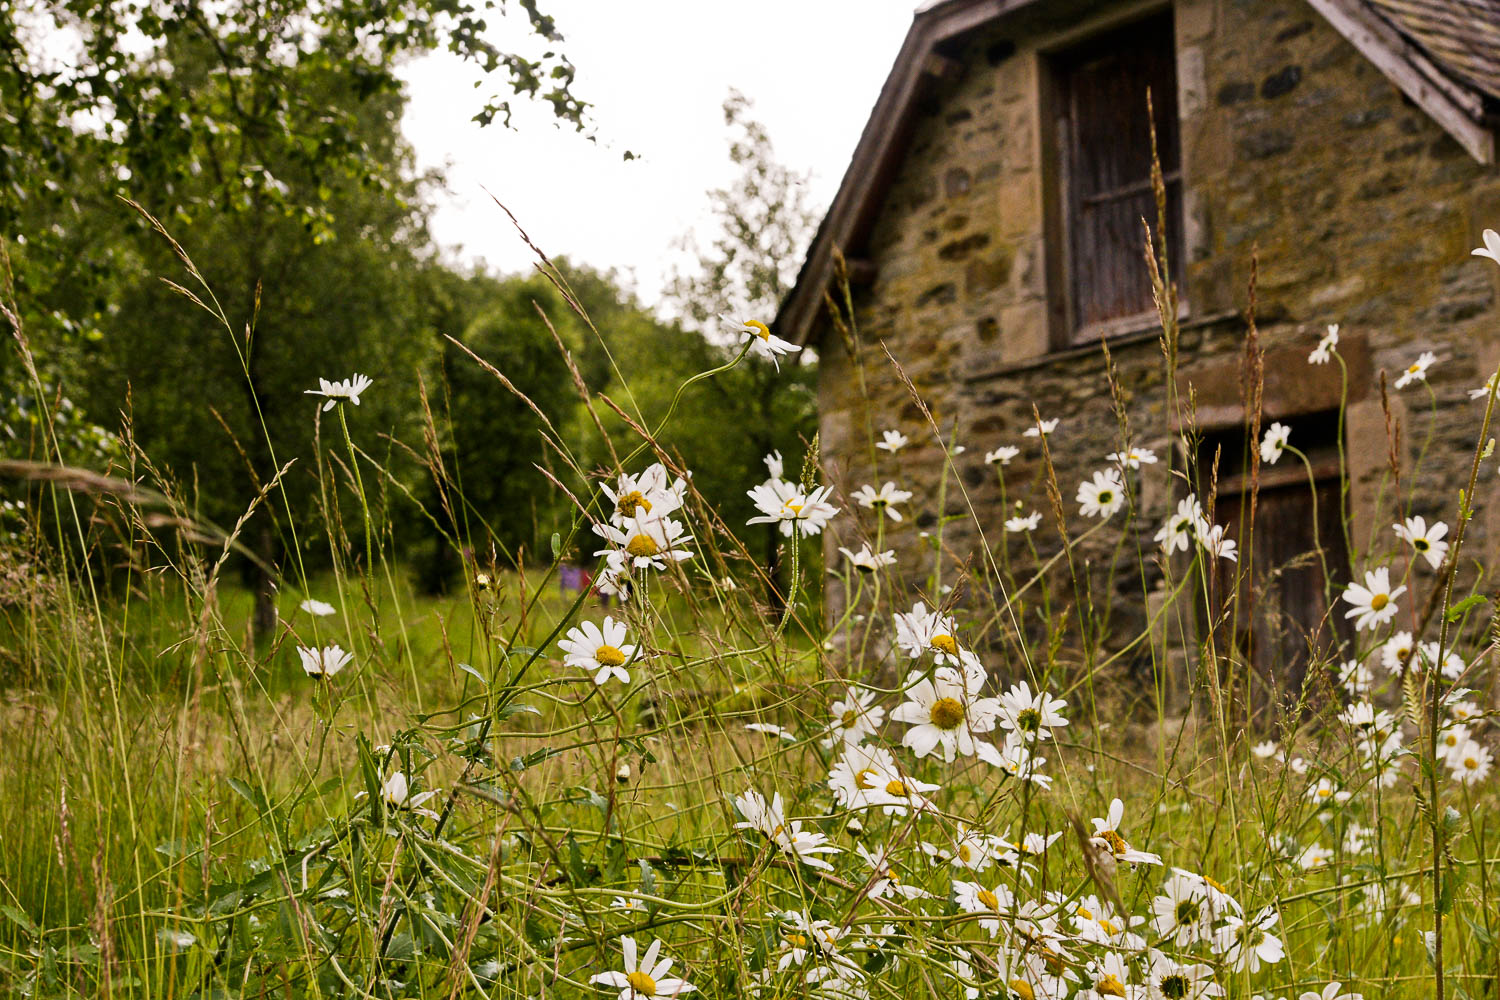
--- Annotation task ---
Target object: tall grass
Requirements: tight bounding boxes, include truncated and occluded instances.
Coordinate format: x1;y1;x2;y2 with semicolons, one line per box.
3;205;1500;1000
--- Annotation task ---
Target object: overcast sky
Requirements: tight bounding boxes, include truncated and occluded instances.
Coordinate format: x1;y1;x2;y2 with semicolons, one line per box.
400;1;918;309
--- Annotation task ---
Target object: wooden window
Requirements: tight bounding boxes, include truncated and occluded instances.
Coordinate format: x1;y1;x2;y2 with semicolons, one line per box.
1052;13;1185;342
1197;414;1351;715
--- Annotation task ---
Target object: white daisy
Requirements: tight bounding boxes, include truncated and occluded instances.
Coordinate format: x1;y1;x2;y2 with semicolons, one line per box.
1200;523;1238;563
1473;228;1500;266
1251;740;1278;759
1259;422;1290;464
1079;952;1148;1000
589;936;697;1000
746;479;840;536
1156;495;1205;554
297;644;352;679
594;514;695;571
1215;908;1284;972
1298;984;1364;1000
299;598;336;616
851;481;912;522
1393;516;1448;570
721;315;800;369
558;617;638;685
855;843;931;900
1024;418;1058;438
892;601;976;667
890;663;999;762
602;464;688;526
839;544;896;572
1090;798;1162;865
1450;739;1493;784
1297;842;1334;869
305;373;373;411
1144;951;1223;1000
986;446;1020;465
1381;630;1415;673
1470;370;1500;400
1108;446;1158;469
953;879;1014;937
1309;324;1339;364
1077;468;1126;518
995;680;1069;743
1005;512;1042;533
380;771;439;818
1342;567;1405;631
821;687;886;749
876;429;909;453
732;789;840;870
1394;351;1437;389
1151;872;1213;946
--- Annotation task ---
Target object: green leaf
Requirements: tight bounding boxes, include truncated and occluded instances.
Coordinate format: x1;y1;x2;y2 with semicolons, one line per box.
551;532;561;559
495;702;540;721
457;662;488;687
1447;594;1488;621
511;746;563;772
2;905;36;936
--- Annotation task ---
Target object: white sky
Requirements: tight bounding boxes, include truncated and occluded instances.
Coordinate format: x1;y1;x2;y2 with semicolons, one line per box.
400;1;918;309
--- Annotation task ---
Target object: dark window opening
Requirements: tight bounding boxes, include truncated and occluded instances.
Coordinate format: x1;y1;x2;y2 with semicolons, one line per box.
1051;12;1185;342
1196;412;1352;715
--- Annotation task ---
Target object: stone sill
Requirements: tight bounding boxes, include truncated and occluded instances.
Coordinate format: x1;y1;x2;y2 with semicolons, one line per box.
963;309;1245;383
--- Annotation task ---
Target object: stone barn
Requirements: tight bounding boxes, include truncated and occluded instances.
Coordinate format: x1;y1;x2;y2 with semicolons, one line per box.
775;0;1500;705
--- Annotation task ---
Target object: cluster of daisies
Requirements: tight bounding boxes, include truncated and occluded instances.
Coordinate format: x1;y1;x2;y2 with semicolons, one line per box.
707;602;1355;1000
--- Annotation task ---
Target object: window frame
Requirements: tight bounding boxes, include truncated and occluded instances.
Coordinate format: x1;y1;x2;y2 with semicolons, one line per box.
1040;7;1189;348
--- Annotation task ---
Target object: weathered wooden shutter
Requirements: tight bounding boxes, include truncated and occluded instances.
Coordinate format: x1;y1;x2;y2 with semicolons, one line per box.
1058;14;1184;339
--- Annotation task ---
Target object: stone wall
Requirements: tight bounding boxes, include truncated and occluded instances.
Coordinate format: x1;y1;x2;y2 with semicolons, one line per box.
814;0;1500;701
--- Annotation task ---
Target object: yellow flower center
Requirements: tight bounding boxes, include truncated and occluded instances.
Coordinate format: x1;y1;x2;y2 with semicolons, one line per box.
1204;875;1228;893
930;633;959;657
1096;974;1127;998
1466;757;1479;770
1445;733;1459;747
1098;829;1128;855
1409;363;1422;374
977;889;1000;910
784;502;804;516
929;697;966;730
744;319;771;341
1009;979;1036;1000
595;645;627;667
884;779;908;797
1098;489;1114;504
785;932;808;948
1159;974;1190;999
1414;539;1430;551
626;970;658;996
957;843;973;862
1370;593;1389;611
1076;906;1094;921
616;490;653;518
840;709;858;728
1317;786;1332;798
854;768;878;790
626;533;660;558
1101;918;1120;935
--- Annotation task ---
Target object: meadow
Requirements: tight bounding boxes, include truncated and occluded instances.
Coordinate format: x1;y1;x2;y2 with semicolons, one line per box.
5;225;1500;1000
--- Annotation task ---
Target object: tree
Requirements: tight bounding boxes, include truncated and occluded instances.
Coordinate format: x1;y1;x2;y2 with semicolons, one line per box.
2;0;591;639
416;270;583;592
662;90;820;602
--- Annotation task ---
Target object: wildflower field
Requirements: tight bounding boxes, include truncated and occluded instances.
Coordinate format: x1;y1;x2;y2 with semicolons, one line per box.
8;218;1500;1000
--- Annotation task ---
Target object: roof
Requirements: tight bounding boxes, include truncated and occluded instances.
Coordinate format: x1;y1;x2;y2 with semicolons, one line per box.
1367;0;1500;97
774;0;1500;348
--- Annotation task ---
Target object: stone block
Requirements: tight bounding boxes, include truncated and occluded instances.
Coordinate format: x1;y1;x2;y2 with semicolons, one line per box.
998;169;1040;238
1001;299;1050;364
1178;46;1207;120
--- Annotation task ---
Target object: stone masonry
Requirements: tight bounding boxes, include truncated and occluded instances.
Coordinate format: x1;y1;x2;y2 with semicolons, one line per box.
810;0;1500;707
